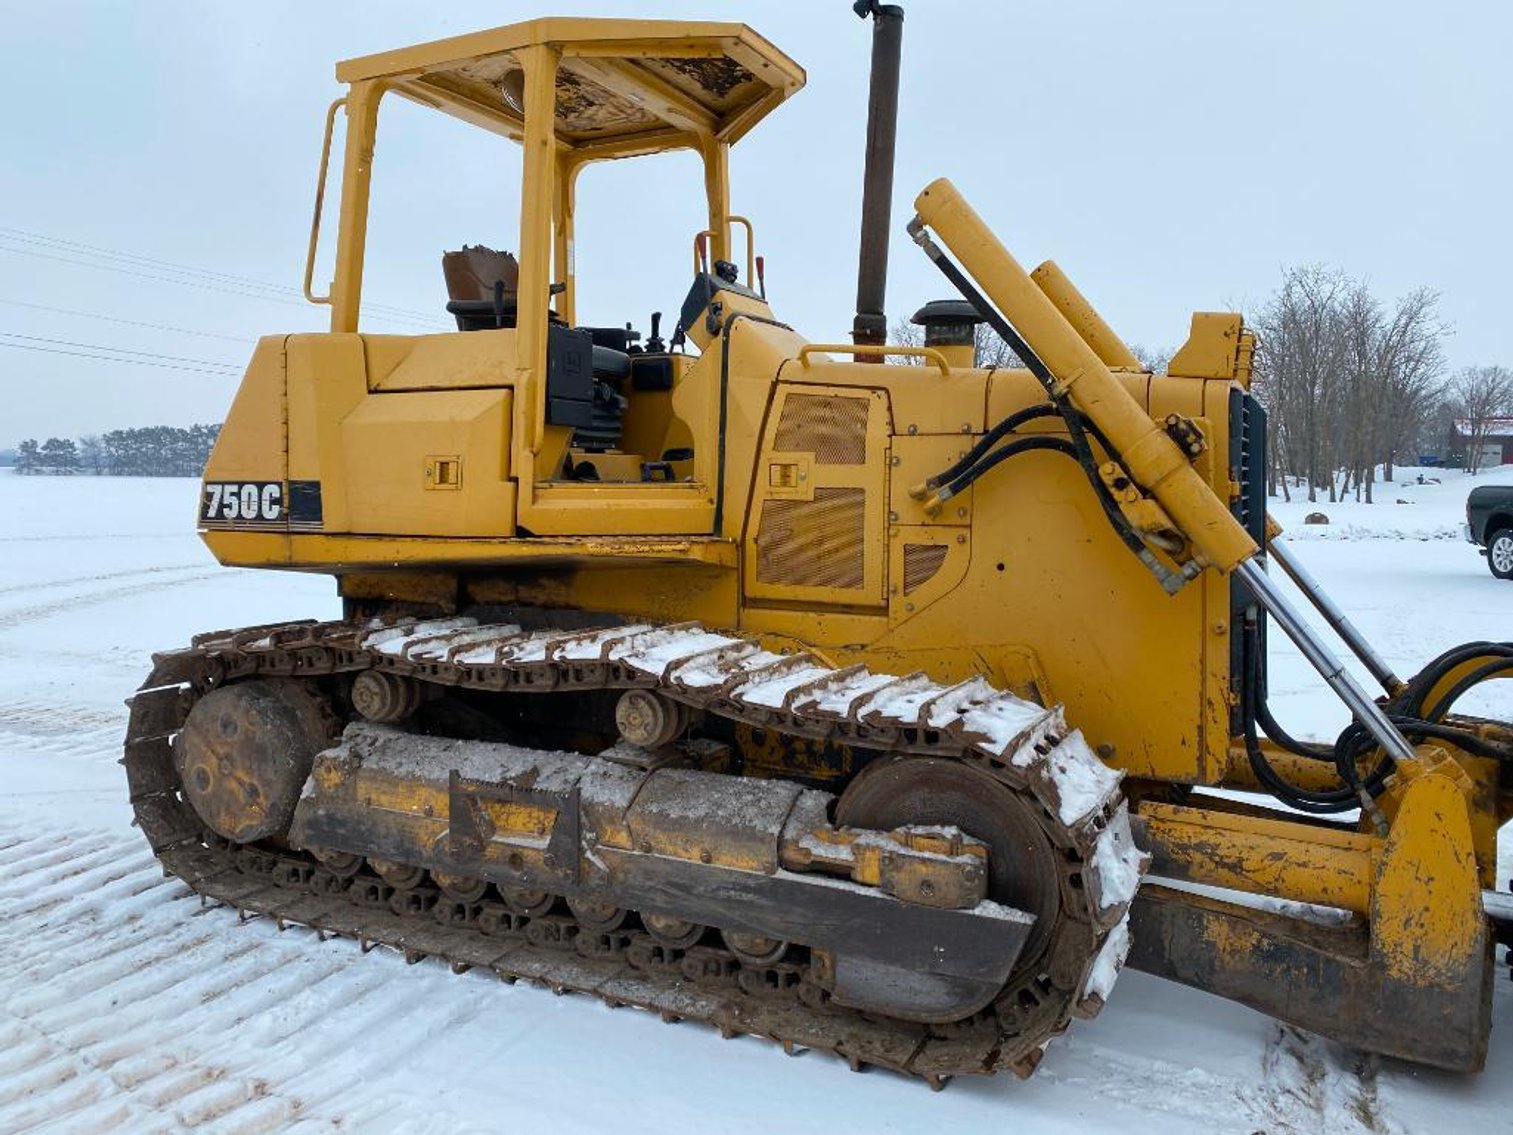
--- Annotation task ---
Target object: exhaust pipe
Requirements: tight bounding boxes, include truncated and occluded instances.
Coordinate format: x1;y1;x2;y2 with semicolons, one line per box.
851;1;905;359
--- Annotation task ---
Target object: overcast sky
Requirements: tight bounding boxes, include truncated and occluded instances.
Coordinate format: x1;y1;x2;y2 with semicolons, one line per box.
2;1;1509;440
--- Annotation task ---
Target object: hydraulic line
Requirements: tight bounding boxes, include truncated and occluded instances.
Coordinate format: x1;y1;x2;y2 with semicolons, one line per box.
1242;618;1380;812
1424;657;1513;724
920;405;1117;498
1391;641;1504;716
922;404;1061;491
937;436;1077;499
1236;558;1407;827
1242;613;1395;813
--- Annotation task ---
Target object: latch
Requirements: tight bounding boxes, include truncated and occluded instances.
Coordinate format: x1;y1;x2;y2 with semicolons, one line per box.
425;455;463;490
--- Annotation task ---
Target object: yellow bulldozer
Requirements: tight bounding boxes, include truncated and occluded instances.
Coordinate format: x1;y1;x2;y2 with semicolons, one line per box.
126;5;1512;1086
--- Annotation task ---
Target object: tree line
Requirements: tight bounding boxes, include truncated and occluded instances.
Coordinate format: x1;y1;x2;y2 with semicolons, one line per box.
1251;265;1509;502
12;424;220;477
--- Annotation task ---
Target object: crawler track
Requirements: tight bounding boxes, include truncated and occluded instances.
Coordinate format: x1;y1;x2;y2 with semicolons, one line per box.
124;616;1144;1086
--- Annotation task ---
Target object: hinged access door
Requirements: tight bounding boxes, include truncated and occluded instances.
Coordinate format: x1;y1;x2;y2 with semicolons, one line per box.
744;385;891;607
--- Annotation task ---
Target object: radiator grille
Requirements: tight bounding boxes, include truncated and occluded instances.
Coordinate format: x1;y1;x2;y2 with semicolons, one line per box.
902;544;948;595
756;487;866;590
773;394;868;465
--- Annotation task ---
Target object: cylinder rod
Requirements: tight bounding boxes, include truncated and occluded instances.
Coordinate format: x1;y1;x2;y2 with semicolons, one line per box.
1235;558;1416;766
851;2;905;355
1266;535;1403;695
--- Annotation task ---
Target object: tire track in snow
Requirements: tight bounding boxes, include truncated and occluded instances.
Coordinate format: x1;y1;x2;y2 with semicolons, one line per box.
0;568;223;632
0;822;499;1134
0;563;208;599
1023;1021;1398;1135
1242;1024;1398;1135
0;699;124;736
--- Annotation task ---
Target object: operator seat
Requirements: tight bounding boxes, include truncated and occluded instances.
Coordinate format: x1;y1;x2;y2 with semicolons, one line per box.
442;245;519;330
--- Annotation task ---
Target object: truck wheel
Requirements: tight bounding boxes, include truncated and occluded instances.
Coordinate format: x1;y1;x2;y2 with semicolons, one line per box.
1489;529;1513;579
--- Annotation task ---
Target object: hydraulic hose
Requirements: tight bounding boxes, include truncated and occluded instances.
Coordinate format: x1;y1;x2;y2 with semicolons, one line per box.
938;435;1077;498
1423;658;1513;724
922;405;1118;497
1241;614;1395;813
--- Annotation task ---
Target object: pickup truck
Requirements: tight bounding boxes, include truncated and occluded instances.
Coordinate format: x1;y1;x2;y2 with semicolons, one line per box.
1466;485;1513;579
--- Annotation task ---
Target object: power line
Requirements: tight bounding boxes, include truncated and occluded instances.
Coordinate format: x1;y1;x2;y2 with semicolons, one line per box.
0;297;254;344
0;226;443;322
0;226;447;326
0;339;242;378
0;331;242;371
0;241;445;334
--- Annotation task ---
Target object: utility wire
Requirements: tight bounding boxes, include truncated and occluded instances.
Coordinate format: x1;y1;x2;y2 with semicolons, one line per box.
0;298;254;344
0;331;242;371
0;240;447;333
0;225;444;325
0;339;243;377
0;242;441;333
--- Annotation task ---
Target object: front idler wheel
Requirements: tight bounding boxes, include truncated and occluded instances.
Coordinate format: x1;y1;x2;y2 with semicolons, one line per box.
173;678;336;844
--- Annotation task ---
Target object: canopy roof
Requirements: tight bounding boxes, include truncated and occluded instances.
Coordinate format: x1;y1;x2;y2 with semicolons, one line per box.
337;18;805;157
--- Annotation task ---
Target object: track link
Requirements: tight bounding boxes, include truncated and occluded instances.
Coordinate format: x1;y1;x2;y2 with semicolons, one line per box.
124;615;1147;1086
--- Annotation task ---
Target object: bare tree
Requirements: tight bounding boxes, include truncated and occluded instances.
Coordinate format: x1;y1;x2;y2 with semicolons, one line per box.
1373;287;1445;484
78;434;107;475
1128;344;1172;375
1454;365;1513;473
1252;265;1351;502
1252;266;1448;500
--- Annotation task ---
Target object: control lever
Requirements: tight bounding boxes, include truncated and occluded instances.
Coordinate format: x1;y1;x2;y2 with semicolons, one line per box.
645;311;665;353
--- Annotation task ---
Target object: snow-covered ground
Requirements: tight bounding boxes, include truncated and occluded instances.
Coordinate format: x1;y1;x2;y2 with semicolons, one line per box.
0;469;1509;1135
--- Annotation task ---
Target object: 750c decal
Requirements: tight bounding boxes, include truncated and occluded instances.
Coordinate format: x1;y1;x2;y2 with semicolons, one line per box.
201;481;284;526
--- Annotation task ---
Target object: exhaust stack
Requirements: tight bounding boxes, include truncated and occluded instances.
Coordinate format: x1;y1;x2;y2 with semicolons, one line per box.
851;1;904;359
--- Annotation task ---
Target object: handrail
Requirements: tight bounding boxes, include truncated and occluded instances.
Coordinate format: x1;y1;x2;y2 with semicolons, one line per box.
303;96;346;306
728;214;755;287
798;343;951;376
692;218;757;290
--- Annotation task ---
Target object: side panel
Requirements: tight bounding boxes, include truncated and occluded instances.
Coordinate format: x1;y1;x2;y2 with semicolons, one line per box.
340;389;515;537
199;337;290;494
286;334;368;534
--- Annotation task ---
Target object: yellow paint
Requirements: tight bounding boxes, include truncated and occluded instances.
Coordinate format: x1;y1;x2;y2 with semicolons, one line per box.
195;16;1512;1033
1168;313;1248;381
1140;800;1377;914
1029;260;1142;371
1371;770;1484;986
